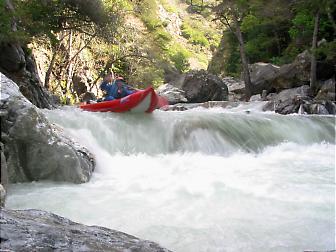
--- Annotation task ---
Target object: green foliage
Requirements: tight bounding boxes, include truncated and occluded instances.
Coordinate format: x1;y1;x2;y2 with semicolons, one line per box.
137;0;172;51
316;40;336;61
289;10;314;41
128;66;165;88
181;21;210;47
159;0;178;13
241;14;261;32
168;43;191;73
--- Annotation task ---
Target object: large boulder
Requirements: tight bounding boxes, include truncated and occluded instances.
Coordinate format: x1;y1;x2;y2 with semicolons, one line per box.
181;70;229;102
249;50;336;96
0;208;171;252
156;84;187;104
1;73;95;184
249;62;280;94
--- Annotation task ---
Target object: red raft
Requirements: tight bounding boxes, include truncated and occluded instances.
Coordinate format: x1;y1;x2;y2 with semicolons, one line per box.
80;87;168;113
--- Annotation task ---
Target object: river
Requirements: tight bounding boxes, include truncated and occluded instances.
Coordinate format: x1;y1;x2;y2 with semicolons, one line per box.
6;103;335;252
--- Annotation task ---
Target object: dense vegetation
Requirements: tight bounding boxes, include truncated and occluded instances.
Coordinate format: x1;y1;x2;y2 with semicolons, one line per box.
1;0;335;102
208;0;336;76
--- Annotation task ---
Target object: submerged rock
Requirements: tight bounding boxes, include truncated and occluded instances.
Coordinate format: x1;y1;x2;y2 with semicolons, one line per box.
0;73;95;184
161;101;244;111
0;208;171;252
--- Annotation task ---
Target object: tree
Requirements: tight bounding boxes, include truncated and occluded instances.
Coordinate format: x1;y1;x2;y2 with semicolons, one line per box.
291;0;335;93
213;0;253;100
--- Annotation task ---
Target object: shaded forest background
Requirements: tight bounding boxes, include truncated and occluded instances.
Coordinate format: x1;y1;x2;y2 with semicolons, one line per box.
0;0;335;103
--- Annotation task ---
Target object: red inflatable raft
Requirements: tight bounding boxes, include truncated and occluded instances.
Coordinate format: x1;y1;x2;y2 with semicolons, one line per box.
80;87;168;113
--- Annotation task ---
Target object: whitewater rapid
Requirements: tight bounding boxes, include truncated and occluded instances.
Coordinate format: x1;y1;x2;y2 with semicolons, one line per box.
7;104;336;252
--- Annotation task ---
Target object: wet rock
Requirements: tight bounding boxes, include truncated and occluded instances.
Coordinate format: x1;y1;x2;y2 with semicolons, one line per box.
161;101;243;111
1;73;95;183
263;85;311;114
0;208;171;252
156;84;187;104
308;103;330;114
181;70;229;102
263;85;335;115
314;78;335;101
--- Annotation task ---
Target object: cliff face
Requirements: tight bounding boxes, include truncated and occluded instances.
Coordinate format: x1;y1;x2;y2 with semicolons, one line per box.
0;43;57;109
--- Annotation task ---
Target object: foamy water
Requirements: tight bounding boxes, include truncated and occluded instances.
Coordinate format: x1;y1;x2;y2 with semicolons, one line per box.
7;105;336;251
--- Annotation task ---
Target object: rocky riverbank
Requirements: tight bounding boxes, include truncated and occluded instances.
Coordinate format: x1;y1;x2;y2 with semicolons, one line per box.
157;51;335;115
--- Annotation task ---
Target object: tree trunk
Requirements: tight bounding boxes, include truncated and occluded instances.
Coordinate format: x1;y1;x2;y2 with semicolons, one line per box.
233;15;252;100
310;10;320;94
66;30;74;92
44;48;57;89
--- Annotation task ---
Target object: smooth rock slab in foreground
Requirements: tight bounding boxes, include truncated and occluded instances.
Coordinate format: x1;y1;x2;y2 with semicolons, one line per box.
0;208;171;252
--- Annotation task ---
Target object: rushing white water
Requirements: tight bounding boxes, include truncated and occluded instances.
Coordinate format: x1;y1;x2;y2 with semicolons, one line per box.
7;104;336;252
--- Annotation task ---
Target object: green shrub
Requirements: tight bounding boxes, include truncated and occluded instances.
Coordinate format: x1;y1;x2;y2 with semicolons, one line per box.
181;21;210;48
168;44;191;73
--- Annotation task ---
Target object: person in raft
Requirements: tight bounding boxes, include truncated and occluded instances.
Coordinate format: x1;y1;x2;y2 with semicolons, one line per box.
100;72;136;101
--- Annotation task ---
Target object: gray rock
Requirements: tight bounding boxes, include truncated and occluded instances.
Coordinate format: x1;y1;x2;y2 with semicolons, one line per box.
0;208;171;252
308;103;330;115
156;84;187;104
314;78;335;101
249;94;262;102
248;51;315;95
1;73;95;183
181;70;229;102
263;85;311;114
223;77;245;94
249;63;280;93
263;85;335;115
161;101;243;111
